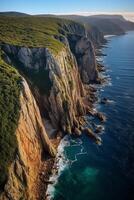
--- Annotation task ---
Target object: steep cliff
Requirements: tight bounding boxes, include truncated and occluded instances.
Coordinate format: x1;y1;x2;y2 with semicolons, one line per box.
52;14;106;46
86;15;134;35
59;22;99;83
0;17;100;199
2;44;88;135
1;18;99;135
0;67;55;199
67;34;98;83
55;14;134;36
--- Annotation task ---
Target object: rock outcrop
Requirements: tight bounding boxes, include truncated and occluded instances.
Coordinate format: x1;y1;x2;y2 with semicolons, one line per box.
63;23;99;84
0;78;55;200
68;35;98;83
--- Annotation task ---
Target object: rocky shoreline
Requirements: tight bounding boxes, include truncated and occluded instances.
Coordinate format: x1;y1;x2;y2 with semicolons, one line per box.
0;17;110;199
36;138;61;200
38;59;108;200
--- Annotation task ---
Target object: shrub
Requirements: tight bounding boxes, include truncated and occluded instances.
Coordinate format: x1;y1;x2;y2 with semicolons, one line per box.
0;57;22;190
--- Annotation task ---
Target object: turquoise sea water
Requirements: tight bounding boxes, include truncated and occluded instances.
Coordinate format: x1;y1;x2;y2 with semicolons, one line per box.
51;31;134;200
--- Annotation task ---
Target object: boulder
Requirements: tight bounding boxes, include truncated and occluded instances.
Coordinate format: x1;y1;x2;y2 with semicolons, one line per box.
96;112;106;122
74;127;81;136
95;125;104;133
101;97;109;104
95;137;102;145
84;128;98;142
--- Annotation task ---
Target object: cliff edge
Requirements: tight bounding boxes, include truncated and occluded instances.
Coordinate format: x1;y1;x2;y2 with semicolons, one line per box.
0;16;101;199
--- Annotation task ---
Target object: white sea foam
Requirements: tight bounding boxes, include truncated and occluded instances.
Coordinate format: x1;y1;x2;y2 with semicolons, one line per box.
46;135;70;199
104;35;116;38
96;57;103;62
46;134;89;199
70;140;87;165
100;89;104;92
107;99;115;104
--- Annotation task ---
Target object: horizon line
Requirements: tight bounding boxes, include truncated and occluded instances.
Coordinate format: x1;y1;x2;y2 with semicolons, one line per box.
0;10;134;22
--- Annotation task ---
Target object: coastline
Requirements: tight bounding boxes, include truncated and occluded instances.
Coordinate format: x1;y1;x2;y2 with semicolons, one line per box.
36;86;104;199
43;29;134;200
36;30;126;199
41;46;109;200
0;11;134;200
39;30;131;200
42;30;134;199
36;137;61;200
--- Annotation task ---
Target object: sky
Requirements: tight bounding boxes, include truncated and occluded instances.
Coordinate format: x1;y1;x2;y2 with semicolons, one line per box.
0;0;134;21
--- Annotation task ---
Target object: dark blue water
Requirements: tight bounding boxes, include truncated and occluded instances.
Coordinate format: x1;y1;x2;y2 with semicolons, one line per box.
53;31;134;200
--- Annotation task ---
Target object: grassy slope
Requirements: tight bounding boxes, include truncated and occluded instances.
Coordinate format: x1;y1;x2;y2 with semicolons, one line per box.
0;16;83;54
0;53;22;189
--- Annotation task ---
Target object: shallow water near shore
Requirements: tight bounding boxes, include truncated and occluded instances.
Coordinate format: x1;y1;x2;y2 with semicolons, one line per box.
47;31;134;200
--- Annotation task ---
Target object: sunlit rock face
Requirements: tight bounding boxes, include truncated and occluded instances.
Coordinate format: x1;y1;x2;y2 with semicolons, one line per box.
1;78;55;200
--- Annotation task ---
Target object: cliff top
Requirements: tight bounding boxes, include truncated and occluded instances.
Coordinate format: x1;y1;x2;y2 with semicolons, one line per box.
0;16;84;54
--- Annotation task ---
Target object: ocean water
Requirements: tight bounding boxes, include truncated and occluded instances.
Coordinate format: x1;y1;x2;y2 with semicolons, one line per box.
47;31;134;200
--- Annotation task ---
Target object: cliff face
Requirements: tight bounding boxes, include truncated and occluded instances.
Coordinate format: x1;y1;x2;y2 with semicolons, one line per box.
55;15;106;47
1;78;55;200
2;22;98;135
0;20;99;199
87;26;106;47
87;15;134;35
57;14;134;36
47;48;86;133
68;34;98;83
2;45;85;134
60;23;99;83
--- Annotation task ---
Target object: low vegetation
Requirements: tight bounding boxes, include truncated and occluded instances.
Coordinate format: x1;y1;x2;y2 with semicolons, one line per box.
0;16;83;54
0;53;22;189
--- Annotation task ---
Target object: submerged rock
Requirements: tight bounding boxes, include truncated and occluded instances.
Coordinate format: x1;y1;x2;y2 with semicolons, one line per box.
101;97;109;104
96;112;106;122
95;125;104;133
84;128;100;143
95;137;102;145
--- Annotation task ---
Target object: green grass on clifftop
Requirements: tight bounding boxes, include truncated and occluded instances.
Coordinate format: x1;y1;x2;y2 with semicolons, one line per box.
0;54;22;189
0;16;83;54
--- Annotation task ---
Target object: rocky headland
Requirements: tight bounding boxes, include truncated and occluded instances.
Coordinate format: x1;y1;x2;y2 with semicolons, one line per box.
0;15;124;199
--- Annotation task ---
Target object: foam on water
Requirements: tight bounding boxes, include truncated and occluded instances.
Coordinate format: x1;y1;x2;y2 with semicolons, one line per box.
70;139;87;165
46;136;89;198
104;35;116;38
46;135;70;199
46;135;89;199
